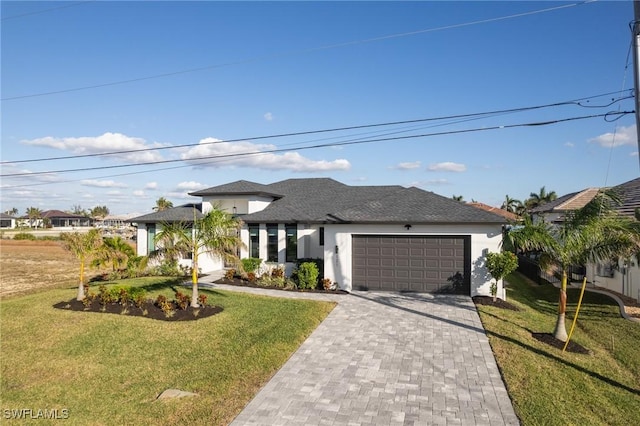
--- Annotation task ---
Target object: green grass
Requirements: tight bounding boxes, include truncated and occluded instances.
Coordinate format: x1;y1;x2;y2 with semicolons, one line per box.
477;272;640;426
0;277;335;425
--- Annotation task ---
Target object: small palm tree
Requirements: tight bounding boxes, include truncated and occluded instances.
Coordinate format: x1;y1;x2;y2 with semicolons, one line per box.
60;229;104;300
452;195;464;202
505;191;640;341
92;236;134;274
25;207;42;228
153;197;174;212
525;186;557;210
501;195;523;214
154;208;244;307
90;205;110;221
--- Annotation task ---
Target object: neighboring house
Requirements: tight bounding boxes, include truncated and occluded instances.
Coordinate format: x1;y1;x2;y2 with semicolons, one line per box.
530;178;640;301
130;178;508;297
529;187;600;224
0;213;16;229
467;202;520;222
17;210;93;228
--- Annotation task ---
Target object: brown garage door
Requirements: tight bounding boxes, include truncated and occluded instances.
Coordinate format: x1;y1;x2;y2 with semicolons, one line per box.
352;235;470;293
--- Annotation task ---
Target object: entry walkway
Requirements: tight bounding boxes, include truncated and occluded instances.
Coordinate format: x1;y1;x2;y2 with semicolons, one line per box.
202;279;519;425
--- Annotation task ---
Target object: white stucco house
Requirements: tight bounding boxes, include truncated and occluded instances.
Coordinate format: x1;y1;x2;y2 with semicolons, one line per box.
129;178;508;297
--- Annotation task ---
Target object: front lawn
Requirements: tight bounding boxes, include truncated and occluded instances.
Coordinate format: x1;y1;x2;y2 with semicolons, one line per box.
476;272;640;426
0;277;335;425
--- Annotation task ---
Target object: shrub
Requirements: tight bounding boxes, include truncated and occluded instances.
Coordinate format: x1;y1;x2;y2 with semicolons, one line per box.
322;278;333;291
297;262;319;290
271;266;285;279
133;292;147;309
241;257;262;274
296;258;323;280
224;269;236;280
118;288;131;306
198;293;208;306
157;259;180;276
175;291;190;310
247;272;257;283
155;294;174;316
13;232;36;241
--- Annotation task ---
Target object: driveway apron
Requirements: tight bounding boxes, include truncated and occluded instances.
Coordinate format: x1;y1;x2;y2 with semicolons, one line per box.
218;285;520;425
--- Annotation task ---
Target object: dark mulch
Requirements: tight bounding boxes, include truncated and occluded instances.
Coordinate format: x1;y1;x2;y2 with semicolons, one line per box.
532;332;591;354
472;296;520;311
215;277;349;294
53;299;223;321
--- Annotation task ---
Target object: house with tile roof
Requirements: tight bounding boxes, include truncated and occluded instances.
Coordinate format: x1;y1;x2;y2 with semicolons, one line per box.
130;178;508;297
529;187;601;224
467;202;520;222
16;210;93;228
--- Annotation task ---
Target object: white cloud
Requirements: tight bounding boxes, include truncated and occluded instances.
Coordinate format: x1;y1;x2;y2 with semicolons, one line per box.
80;179;128;188
264;112;274;121
565;142;575;148
392;161;421;170
632;151;639;157
588;125;637;148
176;181;206;190
145;182;158;190
427;162;466;172
21;132;167;163
106;190;123;196
132;190;145;197
181;138;351;172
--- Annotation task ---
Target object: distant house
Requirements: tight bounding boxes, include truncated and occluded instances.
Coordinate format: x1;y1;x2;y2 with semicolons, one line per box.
529;188;600;224
0;213;16;229
467;202;520;222
130;178;508;297
17;210;93;228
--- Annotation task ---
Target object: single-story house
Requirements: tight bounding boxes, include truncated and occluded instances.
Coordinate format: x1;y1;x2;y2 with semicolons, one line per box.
0;213;16;229
467;202;521;222
530;177;640;301
129;178;508;297
16;210;93;228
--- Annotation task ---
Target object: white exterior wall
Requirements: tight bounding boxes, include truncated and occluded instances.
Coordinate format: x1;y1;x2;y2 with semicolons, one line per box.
586;259;640;302
323;223;503;295
201;195;273;215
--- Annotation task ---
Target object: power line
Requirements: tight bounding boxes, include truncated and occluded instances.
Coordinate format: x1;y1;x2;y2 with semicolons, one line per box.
1;0;596;101
2;90;631;165
2;111;631;181
1;1;95;21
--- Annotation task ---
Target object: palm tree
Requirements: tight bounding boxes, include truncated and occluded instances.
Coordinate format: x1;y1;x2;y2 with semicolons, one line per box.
4;207;18;216
25;207;42;228
60;229;104;300
452;195;464;202
525;186;557;210
90;205;110;221
501;195;523;214
92;236;134;273
154;208;243;307
505;191;640;342
153;197;174;212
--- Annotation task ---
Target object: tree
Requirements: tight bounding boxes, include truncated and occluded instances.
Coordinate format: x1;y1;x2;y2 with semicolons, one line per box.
90;205;110;221
4;207;18;216
153;197;173;212
485;251;519;301
452;195;464;202
154;208;243;307
525;186;557;210
25;207;42;228
92;236;134;273
60;229;104;300
501;195;523;214
505;191;640;341
71;205;88;216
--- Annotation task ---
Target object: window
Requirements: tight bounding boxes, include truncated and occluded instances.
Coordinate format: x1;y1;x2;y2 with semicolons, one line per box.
319;226;324;246
147;224;156;254
285;224;297;263
267;224;278;262
248;224;259;259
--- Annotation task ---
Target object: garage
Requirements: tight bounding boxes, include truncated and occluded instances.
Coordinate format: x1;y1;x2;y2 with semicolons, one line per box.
352;235;471;293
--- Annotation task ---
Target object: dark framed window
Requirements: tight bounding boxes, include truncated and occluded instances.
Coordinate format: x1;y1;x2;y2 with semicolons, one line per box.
285;224;297;263
248;224;260;259
267;224;278;262
319;226;324;246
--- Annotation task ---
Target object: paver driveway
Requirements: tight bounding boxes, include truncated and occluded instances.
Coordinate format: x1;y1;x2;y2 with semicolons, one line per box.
211;284;519;425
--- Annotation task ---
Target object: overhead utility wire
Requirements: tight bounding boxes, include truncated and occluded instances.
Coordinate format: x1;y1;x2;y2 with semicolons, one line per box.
0;1;595;101
1;1;95;21
2;90;630;165
2;111;630;179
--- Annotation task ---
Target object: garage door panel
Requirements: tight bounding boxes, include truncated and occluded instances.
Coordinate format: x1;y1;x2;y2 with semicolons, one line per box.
352;235;470;293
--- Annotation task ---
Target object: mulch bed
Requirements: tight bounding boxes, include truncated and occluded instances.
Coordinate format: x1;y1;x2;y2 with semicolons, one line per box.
472;295;520;311
215;277;349;294
53;299;223;321
531;332;590;354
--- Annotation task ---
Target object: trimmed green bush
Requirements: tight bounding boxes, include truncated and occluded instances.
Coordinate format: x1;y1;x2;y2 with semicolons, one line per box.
241;257;262;274
297;262;319;290
13;232;36;240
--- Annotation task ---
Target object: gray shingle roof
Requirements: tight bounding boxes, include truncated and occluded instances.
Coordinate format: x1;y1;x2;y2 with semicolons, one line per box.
189;180;283;198
128;203;203;223
614;177;640;218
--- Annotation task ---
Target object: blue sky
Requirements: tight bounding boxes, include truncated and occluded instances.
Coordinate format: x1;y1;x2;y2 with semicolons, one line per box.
2;0;639;216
